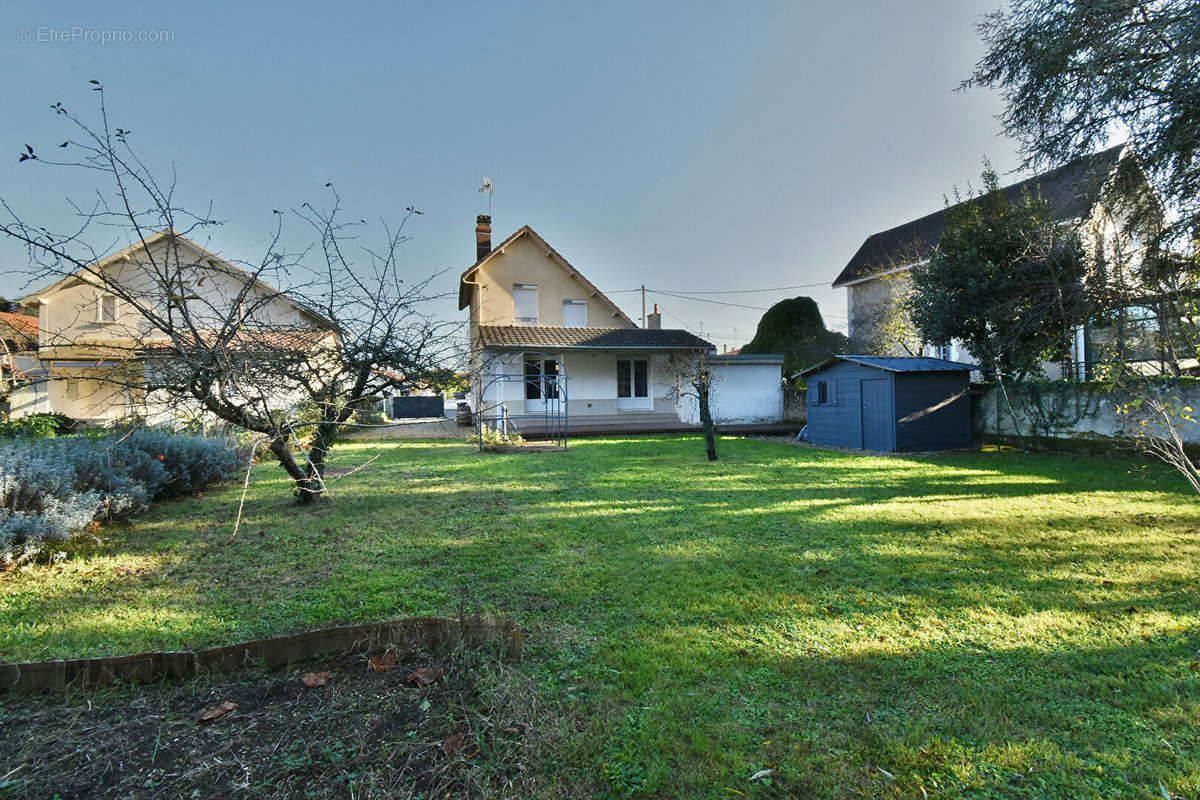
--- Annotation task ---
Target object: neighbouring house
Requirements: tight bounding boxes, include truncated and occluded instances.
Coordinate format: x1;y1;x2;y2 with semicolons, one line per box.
459;216;785;434
800;355;974;452
833;144;1163;378
0;310;50;418
15;230;338;424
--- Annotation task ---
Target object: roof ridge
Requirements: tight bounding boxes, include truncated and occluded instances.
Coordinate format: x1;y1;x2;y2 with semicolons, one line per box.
831;144;1133;288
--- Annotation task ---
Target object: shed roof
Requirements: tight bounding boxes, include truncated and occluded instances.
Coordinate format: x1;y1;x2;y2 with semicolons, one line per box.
831;145;1128;288
798;355;977;376
478;325;713;351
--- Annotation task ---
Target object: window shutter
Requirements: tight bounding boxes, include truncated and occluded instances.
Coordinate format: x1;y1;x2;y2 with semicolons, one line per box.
513;285;538;325
563;299;587;327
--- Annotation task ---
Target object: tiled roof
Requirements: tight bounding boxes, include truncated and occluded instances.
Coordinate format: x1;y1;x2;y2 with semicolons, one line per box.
832;145;1128;287
0;311;38;339
143;327;334;353
478;325;714;351
799;355;976;375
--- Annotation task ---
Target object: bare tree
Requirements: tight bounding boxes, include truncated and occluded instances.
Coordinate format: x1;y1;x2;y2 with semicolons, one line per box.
0;83;459;501
665;350;719;461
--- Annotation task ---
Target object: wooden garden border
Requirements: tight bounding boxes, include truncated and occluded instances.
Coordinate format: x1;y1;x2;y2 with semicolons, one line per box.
0;616;521;693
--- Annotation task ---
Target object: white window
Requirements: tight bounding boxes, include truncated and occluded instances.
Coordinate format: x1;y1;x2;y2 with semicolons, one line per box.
563;299;588;327
97;293;119;324
936;343;952;361
513;285;538;326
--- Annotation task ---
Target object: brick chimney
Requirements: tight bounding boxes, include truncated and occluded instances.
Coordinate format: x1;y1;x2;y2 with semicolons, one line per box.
475;215;492;262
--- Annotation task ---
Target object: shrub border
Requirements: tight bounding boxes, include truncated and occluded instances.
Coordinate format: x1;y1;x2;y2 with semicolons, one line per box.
0;616;522;692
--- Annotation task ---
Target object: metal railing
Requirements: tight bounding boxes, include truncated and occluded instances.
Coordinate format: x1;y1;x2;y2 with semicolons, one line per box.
475;361;568;449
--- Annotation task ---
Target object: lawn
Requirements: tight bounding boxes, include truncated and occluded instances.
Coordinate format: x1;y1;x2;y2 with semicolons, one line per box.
1;436;1198;798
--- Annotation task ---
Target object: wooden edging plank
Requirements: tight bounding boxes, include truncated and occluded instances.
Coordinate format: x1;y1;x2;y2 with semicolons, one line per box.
0;616;521;693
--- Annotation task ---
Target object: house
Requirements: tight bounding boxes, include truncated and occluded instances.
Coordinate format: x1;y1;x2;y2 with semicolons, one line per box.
0;310;50;418
459;216;785;434
833;145;1162;377
800;355;974;451
15;230;338;424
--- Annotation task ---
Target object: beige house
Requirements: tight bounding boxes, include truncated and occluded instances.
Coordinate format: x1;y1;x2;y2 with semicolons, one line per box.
17;230;337;423
833;145;1162;378
460;217;784;434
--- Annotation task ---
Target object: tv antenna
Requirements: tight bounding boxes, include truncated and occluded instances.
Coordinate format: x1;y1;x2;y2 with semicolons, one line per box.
478;177;494;216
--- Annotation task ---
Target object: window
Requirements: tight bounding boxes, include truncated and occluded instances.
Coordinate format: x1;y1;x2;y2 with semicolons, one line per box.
936;343;952;361
815;380;827;405
65;379;80;400
563;299;588;327
617;359;648;398
98;293;119;324
513;285;538;326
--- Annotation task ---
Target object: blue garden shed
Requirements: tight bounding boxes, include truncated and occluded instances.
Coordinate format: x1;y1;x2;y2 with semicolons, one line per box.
799;356;975;452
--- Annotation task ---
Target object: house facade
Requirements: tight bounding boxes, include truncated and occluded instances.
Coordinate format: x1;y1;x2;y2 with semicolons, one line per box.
16;230;336;424
460;217;784;433
0;310;49;419
833;145;1163;378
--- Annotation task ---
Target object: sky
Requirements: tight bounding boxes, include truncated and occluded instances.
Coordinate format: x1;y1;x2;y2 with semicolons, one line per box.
0;0;1023;348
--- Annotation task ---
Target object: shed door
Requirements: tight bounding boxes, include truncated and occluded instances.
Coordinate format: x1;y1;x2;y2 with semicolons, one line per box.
860;378;890;451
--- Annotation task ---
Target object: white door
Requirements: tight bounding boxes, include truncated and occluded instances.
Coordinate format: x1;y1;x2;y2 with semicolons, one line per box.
523;357;560;413
616;358;651;410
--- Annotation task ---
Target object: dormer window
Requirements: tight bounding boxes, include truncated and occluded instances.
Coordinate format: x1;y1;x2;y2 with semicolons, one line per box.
513;284;538;326
97;293;119;324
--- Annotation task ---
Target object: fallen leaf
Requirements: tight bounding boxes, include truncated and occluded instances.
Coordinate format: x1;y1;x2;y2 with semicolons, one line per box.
749;769;774;782
302;671;333;688
191;701;237;723
407;666;442;687
441;733;465;755
369;651;398;672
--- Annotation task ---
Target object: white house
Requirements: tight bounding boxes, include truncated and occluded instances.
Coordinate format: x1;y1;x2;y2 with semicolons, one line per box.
15;230;338;424
833;144;1162;378
459;217;784;434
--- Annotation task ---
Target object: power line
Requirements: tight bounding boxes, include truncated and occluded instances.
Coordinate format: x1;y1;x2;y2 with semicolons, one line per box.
648;283;828;295
606;282;828;295
647;290;769;311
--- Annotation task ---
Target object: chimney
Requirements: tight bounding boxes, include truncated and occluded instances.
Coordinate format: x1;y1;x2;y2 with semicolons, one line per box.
475;215;492;262
646;303;662;330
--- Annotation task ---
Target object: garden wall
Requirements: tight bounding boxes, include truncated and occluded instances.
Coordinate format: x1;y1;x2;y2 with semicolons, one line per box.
974;381;1200;448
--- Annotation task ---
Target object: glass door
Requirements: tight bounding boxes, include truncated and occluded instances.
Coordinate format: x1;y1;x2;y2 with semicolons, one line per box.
616;358;651;410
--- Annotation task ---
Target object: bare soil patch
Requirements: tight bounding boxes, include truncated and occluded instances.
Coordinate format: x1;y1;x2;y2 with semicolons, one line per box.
0;646;536;799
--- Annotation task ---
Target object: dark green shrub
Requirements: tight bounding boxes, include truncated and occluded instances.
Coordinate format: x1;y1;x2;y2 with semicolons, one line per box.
0;413;77;439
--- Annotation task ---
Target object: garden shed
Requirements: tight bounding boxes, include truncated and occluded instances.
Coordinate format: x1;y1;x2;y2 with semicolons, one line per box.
799;356;974;451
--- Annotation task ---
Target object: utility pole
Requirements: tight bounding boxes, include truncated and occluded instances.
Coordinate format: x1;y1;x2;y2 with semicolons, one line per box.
641;284;646;328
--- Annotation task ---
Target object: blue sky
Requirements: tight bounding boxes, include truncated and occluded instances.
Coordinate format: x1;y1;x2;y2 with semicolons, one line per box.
0;1;1020;347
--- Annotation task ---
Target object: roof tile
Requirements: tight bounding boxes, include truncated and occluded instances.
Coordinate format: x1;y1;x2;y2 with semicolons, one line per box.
478;325;714;351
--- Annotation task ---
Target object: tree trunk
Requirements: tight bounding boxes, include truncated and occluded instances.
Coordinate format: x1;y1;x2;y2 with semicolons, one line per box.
697;381;718;461
268;435;324;504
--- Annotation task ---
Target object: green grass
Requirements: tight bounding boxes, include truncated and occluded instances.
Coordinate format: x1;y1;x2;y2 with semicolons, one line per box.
2;436;1198;798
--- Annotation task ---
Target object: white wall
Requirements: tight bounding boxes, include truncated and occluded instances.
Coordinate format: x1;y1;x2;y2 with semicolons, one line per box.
476;349;678;419
711;361;783;423
676;358;783;424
